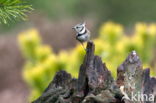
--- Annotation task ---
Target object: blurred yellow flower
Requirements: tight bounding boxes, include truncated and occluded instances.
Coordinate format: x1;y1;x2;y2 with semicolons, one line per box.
23;64;44;87
99;22;123;35
18;28;41;46
29;89;41;102
30;65;44;79
116;36;129;53
66;44;86;78
135;23;147;35
43;54;57;70
99;22;123;43
58;51;69;68
94;39;110;59
133;33;143;45
18;28;41;60
35;45;52;61
148;24;156;36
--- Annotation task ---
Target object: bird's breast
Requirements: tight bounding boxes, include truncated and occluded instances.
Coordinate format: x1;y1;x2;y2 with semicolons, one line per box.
76;33;90;42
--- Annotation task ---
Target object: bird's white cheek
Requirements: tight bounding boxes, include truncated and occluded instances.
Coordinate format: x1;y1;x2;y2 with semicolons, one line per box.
79;27;85;34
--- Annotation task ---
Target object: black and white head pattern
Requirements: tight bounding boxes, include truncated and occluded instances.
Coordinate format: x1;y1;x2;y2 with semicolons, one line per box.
73;22;86;34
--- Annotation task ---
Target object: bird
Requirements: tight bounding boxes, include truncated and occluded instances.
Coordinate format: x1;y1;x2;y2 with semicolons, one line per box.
72;22;90;50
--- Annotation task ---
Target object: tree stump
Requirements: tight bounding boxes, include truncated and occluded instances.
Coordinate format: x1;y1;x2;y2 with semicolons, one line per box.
33;41;156;103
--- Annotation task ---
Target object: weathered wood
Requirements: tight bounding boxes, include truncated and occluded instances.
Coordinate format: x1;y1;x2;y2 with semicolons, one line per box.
117;51;156;103
33;42;156;103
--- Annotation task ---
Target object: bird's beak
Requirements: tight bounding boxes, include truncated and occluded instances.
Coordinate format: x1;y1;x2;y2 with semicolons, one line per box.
72;27;75;29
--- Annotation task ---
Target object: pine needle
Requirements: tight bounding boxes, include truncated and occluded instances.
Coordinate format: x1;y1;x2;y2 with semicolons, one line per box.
0;0;33;24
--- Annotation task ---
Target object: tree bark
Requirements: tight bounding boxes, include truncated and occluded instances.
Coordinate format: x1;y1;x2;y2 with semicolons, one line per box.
33;41;156;103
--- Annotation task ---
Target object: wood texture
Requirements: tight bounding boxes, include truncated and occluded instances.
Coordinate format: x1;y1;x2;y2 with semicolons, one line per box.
33;42;156;103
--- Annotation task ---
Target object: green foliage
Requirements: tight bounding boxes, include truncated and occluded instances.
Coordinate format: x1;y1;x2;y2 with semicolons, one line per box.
30;0;79;19
29;0;156;24
0;0;33;24
2;0;156;33
18;22;156;101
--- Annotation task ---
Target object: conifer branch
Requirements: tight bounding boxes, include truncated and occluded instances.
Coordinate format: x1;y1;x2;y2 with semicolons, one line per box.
0;0;33;24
